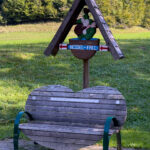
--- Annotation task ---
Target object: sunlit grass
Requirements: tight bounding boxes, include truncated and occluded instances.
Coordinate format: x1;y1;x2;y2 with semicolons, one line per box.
98;129;150;148
0;23;150;148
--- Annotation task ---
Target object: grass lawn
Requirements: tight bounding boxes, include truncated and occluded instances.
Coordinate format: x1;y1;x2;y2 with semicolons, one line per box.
0;23;150;149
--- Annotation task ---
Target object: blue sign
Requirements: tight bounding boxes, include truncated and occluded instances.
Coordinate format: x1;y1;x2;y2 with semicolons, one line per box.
68;45;99;51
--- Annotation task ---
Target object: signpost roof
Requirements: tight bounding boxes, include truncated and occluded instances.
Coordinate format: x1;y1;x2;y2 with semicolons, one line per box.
44;0;124;60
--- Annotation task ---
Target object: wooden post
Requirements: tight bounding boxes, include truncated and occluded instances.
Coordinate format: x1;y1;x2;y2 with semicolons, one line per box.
69;39;99;89
83;59;89;89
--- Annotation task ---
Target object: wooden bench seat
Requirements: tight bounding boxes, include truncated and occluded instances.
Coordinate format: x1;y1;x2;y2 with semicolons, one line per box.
14;85;127;150
19;121;120;150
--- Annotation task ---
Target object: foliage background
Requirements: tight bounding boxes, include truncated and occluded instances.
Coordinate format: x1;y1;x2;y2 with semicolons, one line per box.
0;0;150;29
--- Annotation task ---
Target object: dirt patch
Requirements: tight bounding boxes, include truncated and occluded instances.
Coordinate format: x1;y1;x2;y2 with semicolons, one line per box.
0;139;143;150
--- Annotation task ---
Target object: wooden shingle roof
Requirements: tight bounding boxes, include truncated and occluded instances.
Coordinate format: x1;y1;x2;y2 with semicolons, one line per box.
44;0;124;60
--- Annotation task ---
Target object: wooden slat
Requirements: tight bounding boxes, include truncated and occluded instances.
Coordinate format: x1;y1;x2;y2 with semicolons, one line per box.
79;89;121;94
27;96;126;105
25;113;125;125
25;85;127;127
25;110;126;122
26;100;127;110
20;123;103;135
26;114;126;126
30;91;125;100
85;0;124;60
19;123;118;135
21;128;102;140
30;91;105;99
79;90;121;94
27;120;104;128
34;87;120;94
44;0;85;56
27;135;97;145
25;105;126;116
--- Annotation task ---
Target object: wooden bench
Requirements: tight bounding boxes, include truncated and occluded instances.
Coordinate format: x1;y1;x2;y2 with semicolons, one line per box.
13;85;127;150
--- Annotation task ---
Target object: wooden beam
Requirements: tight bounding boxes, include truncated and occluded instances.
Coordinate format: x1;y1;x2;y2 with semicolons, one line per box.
85;0;124;60
44;0;86;56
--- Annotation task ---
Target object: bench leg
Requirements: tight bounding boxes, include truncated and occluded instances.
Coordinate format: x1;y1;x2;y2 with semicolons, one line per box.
116;131;122;150
14;112;25;150
13;111;33;150
103;117;121;150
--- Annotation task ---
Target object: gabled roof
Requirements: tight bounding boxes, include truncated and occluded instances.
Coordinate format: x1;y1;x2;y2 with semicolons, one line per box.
44;0;124;60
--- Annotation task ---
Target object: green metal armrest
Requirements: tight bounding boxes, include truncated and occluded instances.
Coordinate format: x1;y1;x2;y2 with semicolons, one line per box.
103;116;122;150
14;111;33;150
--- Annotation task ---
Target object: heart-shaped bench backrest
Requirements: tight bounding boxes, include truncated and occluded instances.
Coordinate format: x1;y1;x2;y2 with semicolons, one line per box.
25;85;127;127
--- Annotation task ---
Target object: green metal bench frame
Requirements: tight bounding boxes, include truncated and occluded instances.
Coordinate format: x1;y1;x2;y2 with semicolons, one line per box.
14;112;122;150
14;111;33;150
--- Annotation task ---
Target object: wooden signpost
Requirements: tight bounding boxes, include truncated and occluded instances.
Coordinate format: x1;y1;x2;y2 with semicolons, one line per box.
13;1;127;150
44;0;125;88
70;38;99;88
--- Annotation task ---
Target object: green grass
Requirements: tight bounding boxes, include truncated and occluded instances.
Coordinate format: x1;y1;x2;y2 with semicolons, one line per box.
0;23;150;149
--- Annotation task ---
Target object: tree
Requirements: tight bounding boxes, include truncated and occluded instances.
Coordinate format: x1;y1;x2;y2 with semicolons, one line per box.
1;0;27;24
143;0;150;29
1;0;65;24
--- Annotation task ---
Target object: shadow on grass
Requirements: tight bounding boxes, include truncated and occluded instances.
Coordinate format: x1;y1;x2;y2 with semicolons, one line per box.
0;42;47;53
0;39;150;132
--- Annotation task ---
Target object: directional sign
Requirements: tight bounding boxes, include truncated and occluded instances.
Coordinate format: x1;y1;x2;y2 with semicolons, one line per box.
59;43;109;51
68;45;99;51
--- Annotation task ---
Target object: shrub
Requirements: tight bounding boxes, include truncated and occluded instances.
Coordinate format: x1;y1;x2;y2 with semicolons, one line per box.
143;0;150;29
1;0;27;24
1;0;65;24
0;13;6;25
0;0;149;28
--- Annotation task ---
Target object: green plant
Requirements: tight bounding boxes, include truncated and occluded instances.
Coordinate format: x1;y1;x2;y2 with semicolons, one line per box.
142;0;150;29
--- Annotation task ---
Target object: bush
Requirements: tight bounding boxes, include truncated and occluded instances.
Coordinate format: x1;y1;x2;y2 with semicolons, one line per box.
96;0;146;28
1;0;65;24
2;0;27;24
0;0;149;28
143;0;150;29
0;13;6;25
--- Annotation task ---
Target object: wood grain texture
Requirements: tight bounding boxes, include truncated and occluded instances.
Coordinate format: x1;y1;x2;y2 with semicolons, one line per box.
26;100;127;110
30;91;123;99
33;141;89;150
44;0;85;56
20;85;127;149
85;0;124;60
20;123;111;135
44;0;124;60
20;122;118;137
27;135;97;145
25;105;126;116
21;127;102;140
25;85;127;125
20;121;119;150
28;96;126;104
